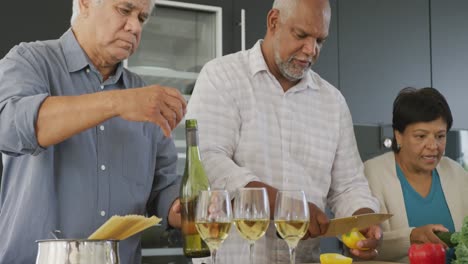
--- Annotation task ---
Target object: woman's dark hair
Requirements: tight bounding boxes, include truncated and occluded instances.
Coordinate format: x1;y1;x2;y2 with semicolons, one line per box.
392;87;453;153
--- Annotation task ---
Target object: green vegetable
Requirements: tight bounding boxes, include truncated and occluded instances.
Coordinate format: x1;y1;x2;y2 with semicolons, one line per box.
452;216;468;264
452;232;461;245
435;231;457;248
453;243;468;264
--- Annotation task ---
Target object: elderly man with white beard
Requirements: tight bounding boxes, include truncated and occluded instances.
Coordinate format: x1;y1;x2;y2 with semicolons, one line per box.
186;0;382;263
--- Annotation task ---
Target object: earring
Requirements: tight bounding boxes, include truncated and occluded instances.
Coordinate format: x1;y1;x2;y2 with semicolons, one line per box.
397;143;401;150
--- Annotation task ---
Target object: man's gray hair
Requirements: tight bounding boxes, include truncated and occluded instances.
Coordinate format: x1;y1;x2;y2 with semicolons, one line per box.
70;0;157;25
272;0;297;22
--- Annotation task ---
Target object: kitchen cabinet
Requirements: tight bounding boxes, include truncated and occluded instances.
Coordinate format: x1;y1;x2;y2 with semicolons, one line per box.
232;0;271;51
162;0;235;56
338;0;431;125
128;0;231;95
141;226;188;263
430;0;468;129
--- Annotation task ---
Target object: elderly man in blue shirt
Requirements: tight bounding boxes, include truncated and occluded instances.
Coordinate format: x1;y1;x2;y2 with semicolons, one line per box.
0;0;186;263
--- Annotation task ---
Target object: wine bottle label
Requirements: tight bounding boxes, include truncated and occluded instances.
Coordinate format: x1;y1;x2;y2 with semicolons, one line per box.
186;129;199;147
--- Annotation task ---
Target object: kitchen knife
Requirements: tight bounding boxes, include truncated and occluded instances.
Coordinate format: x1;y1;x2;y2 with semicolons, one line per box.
321;213;393;237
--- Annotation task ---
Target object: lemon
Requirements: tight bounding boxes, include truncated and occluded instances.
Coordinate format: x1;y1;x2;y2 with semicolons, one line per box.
341;227;369;250
320;253;353;264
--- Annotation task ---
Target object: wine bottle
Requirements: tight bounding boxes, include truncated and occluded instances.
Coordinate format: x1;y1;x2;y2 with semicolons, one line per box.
180;119;211;258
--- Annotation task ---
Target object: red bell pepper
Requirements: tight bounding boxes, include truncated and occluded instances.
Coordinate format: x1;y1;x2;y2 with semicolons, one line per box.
408;243;446;264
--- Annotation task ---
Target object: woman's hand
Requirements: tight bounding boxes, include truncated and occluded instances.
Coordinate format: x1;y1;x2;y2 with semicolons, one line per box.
410;224;449;248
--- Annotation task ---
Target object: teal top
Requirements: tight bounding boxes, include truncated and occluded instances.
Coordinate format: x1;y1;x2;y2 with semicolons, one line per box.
396;165;456;262
396;165;455;233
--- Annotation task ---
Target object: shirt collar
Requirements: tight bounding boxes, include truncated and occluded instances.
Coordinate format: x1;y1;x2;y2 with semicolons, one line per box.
249;40;270;76
60;29;90;73
60;28;125;85
248;40;318;92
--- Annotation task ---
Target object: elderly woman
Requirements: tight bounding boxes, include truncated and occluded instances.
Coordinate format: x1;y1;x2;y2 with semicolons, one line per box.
364;87;468;262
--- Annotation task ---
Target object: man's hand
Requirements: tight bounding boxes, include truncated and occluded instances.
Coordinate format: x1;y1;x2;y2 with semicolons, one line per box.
115;85;187;137
349;224;382;259
302;202;330;238
410;224;449;247
168;199;181;229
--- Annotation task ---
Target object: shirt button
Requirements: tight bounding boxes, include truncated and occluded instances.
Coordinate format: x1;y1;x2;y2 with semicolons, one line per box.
100;85;104;90
101;165;106;171
86;69;90;73
100;125;105;131
100;211;106;217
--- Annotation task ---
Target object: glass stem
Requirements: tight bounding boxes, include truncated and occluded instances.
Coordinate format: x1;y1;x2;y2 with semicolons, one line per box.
211;249;217;264
249;242;255;264
289;246;296;264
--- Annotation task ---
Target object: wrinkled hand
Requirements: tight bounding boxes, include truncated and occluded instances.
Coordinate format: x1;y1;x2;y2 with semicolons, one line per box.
168;199;181;229
410;224;449;247
302;202;330;239
349;224;382;260
117;85;187;137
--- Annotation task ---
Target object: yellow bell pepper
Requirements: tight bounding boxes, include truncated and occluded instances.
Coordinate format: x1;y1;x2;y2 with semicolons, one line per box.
320;253;353;264
341;228;369;250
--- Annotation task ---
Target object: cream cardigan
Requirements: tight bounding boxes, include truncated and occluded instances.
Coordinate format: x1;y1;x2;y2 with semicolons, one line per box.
364;151;468;263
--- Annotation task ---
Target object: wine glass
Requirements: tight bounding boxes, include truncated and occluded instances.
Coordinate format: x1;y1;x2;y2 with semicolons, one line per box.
274;190;310;264
233;188;270;264
195;190;233;264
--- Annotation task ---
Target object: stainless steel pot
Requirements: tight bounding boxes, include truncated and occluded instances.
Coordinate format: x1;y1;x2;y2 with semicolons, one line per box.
35;239;119;264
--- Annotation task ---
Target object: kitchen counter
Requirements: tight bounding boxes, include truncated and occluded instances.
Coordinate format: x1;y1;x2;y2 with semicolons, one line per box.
307;262;403;264
354;262;401;264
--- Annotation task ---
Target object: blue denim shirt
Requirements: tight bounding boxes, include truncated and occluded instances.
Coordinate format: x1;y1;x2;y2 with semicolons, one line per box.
0;29;181;264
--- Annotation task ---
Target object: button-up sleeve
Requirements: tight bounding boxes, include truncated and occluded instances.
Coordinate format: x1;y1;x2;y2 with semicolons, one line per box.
0;44;48;156
186;61;261;196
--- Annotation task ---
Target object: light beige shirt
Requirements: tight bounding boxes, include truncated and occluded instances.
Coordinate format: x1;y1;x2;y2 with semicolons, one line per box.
187;41;379;263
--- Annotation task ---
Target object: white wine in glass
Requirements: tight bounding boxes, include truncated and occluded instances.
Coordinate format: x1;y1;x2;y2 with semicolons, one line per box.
234;219;270;241
233;187;270;264
195;221;231;250
275;220;309;246
195;190;232;264
274;190;310;264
